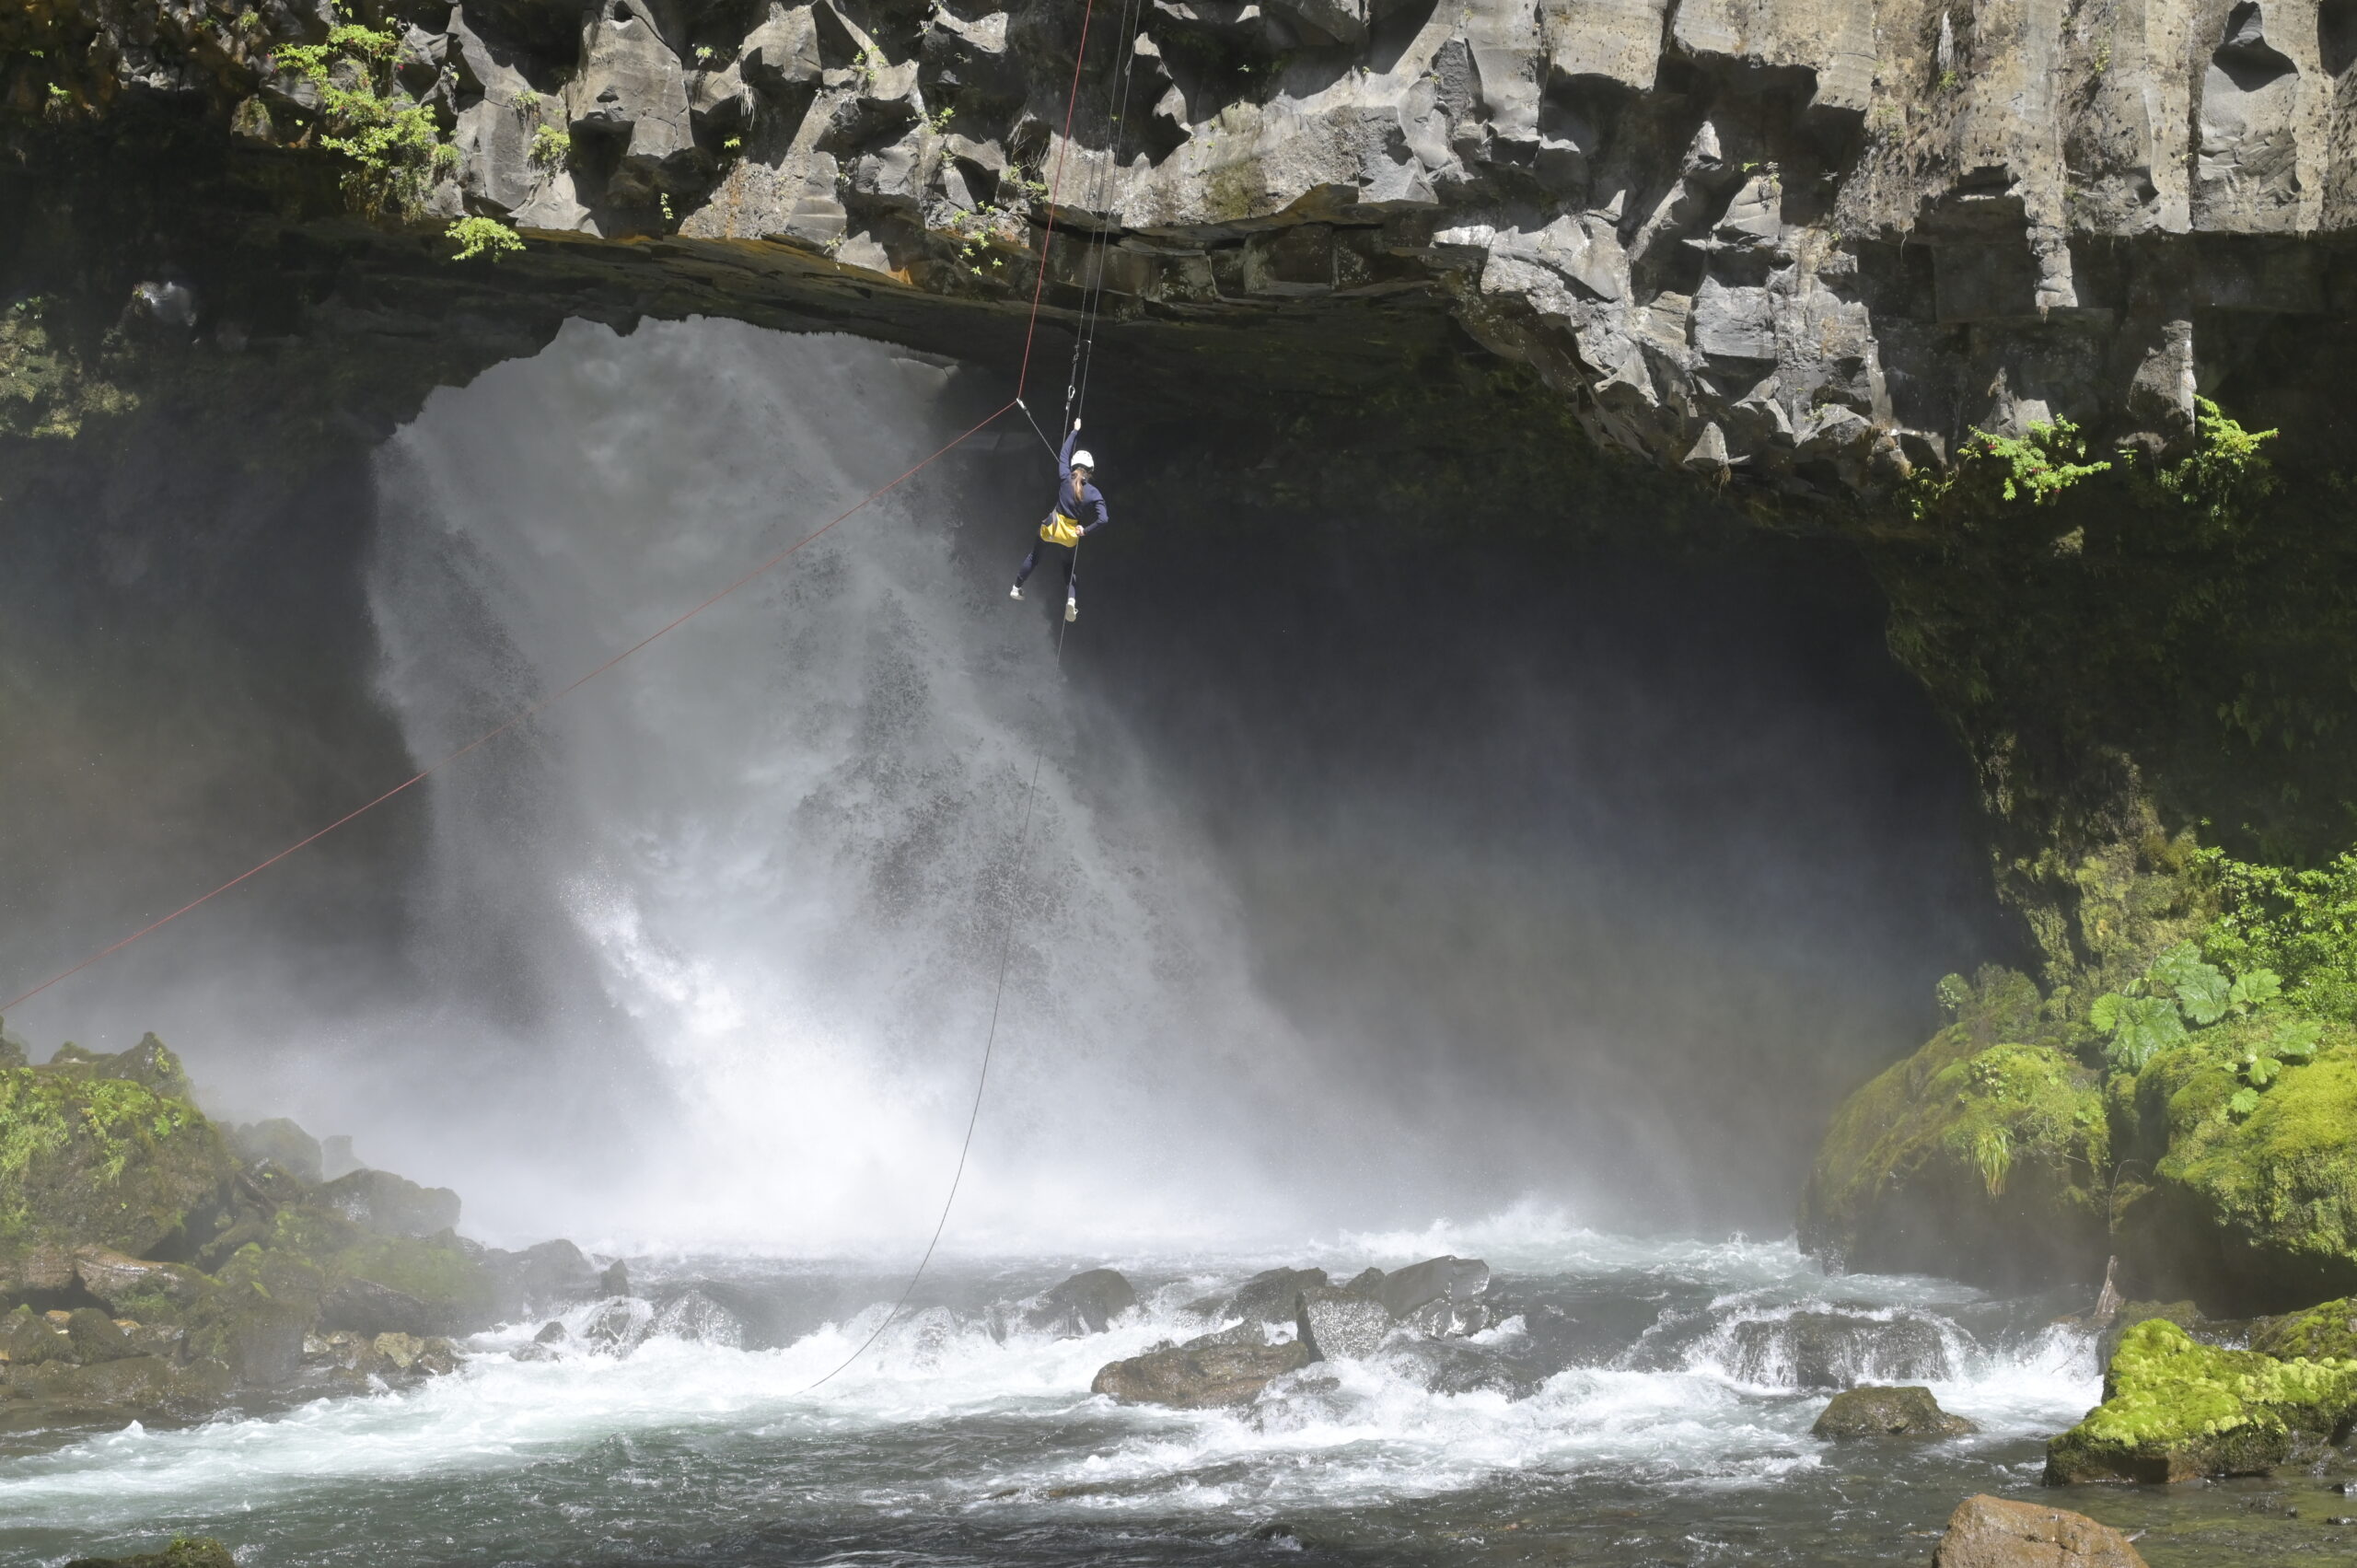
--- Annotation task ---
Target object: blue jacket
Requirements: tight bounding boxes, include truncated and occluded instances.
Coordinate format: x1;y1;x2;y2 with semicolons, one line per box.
1051;428;1109;534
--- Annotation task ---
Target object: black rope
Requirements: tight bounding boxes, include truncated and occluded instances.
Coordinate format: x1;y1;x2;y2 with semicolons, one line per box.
1062;0;1147;429
801;17;1136;1390
799;600;1076;1393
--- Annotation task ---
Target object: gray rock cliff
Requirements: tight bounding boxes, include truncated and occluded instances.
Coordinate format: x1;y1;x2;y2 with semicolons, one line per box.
16;0;2357;496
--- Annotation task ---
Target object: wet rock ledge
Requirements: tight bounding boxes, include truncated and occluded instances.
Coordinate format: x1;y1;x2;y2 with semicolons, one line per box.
0;1025;608;1433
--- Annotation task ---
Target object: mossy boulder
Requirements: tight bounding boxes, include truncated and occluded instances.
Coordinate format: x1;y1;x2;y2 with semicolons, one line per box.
0;1039;235;1263
1801;976;2109;1288
216;1202;495;1337
2252;1296;2357;1362
2116;1030;2357;1310
2043;1318;2357;1482
226;1120;322;1186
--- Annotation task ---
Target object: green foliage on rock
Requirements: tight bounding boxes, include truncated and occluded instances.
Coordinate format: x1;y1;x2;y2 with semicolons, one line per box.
2045;1318;2357;1483
2141;397;2279;536
1904;417;2112;522
0;1040;232;1259
1801;968;2109;1285
2123;1033;2357;1305
62;1536;239;1568
446;215;524;262
2251;1296;2357;1362
273;24;455;219
2196;844;2357;1023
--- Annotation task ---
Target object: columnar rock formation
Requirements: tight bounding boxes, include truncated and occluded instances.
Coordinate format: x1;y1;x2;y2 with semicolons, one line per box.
17;0;2357;494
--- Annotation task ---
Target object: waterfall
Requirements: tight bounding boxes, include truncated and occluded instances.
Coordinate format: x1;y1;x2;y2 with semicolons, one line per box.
366;316;1332;1249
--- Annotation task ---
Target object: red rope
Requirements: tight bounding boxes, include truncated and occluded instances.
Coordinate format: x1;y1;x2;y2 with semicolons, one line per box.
2;0;1109;1018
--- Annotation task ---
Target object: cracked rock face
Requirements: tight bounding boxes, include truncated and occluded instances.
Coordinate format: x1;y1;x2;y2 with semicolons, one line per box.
18;0;2357;495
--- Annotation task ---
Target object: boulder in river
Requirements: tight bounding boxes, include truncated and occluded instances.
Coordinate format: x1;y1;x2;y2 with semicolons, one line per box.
1296;1285;1393;1363
1371;1256;1490;1318
480;1238;603;1320
318;1168;462;1238
1726;1310;1950;1389
650;1287;747;1347
1811;1384;1978;1438
1091;1322;1311;1409
1024;1269;1137;1337
1188;1266;1329;1324
1930;1494;2148;1568
2252;1295;2357;1362
2045;1318;2357;1482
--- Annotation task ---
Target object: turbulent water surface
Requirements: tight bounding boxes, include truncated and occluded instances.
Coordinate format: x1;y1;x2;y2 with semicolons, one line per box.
6;1222;2342;1567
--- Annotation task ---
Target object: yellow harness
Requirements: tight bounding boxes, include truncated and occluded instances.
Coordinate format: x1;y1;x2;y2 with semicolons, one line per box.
1039;513;1083;548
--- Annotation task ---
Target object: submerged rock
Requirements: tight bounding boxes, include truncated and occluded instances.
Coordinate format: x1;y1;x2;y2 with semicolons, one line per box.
1378;1335;1542;1400
581;1295;655;1356
1811;1384;1978;1438
650;1288;747;1348
1295;1286;1393;1363
1023;1269;1137;1337
1091;1322;1311;1409
2045;1318;2357;1483
64;1537;238;1568
1726;1311;1950;1389
1931;1494;2147;1568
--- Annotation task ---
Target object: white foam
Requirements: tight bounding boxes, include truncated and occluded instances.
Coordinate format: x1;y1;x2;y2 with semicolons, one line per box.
0;1231;2104;1537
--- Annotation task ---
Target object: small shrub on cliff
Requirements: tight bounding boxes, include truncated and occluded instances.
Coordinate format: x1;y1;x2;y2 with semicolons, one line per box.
447;216;524;262
1903;416;2111;522
2145;396;2279;537
273;26;455;219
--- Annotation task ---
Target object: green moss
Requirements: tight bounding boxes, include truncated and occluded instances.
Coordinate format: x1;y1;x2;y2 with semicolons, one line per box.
62;1535;238;1568
2253;1297;2357;1361
341;1232;494;1320
0;1061;231;1258
1802;983;2109;1285
2138;1039;2357;1302
2045;1318;2357;1482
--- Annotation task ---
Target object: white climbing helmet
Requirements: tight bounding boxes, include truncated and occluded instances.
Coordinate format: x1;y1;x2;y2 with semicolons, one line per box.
1071;449;1096;470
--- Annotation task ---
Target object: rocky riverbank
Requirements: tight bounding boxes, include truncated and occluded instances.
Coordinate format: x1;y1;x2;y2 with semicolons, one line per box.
0;1026;611;1434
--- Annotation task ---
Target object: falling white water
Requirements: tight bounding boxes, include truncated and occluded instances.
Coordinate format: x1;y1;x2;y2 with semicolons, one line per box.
366;317;1373;1251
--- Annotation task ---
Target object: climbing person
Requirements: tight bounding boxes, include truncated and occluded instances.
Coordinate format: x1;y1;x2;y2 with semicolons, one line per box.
1010;417;1106;623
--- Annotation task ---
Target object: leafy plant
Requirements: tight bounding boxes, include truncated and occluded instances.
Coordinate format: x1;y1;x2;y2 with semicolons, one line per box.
273;25;454;218
2150;396;2278;536
1903;416;2112;521
1972;1124;2013;1197
2196;844;2357;1021
446;215;524;261
528;124;571;168
2091;941;2279;1071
